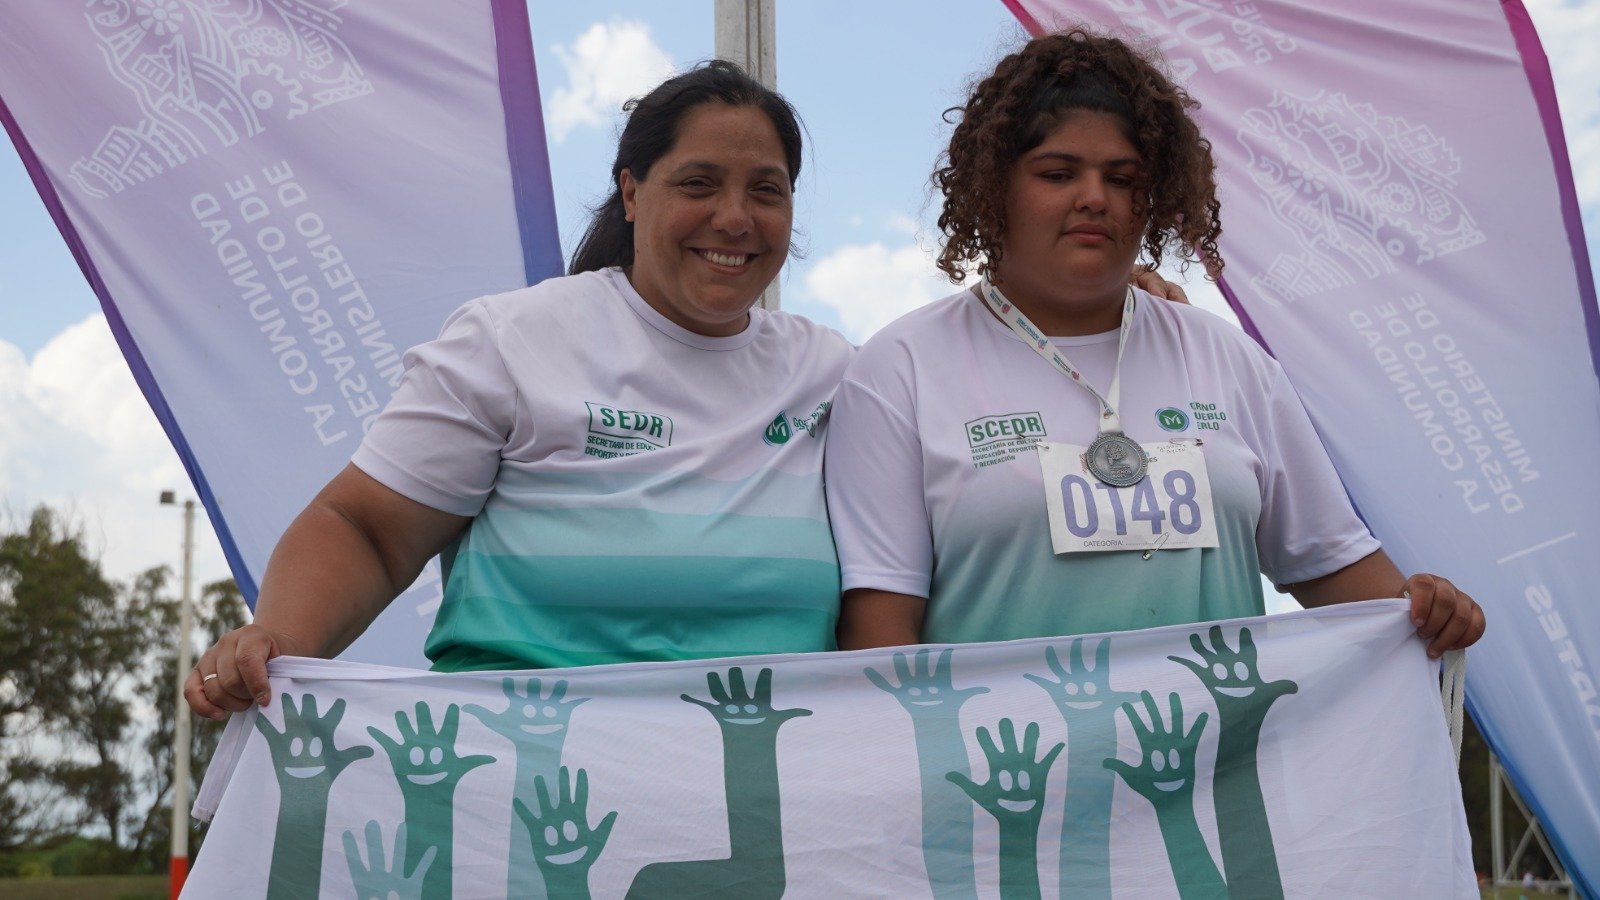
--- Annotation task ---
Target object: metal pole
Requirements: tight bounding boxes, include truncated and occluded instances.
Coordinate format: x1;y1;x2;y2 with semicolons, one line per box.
714;0;782;311
1491;753;1505;884
169;499;195;899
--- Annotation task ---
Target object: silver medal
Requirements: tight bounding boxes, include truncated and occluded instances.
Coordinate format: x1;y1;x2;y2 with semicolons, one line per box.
1085;431;1148;487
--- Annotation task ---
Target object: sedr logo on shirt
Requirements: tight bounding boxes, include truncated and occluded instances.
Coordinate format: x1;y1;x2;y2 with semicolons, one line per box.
965;411;1048;469
584;402;674;459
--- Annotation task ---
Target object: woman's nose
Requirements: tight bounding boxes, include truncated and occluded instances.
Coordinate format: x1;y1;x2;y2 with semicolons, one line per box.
711;192;754;235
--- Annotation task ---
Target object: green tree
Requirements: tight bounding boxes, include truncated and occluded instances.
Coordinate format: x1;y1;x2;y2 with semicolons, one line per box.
0;507;123;851
1;507;246;873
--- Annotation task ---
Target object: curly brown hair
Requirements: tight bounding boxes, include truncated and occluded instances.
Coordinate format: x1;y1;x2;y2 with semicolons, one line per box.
933;29;1222;283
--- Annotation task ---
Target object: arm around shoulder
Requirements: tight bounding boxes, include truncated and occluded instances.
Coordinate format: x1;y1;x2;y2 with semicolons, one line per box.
184;464;470;718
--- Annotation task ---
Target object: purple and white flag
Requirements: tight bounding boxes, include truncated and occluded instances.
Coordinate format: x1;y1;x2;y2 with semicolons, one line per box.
0;1;561;665
1002;0;1598;889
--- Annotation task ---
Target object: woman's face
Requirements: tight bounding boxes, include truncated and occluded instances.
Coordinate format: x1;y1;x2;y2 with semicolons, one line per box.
621;103;792;337
994;110;1148;333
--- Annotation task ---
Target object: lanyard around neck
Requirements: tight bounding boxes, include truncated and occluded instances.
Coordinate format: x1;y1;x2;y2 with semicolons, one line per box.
978;280;1136;434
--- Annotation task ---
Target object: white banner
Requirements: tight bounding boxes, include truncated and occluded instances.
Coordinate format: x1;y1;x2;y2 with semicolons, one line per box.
1001;1;1600;889
0;1;562;666
188;601;1472;898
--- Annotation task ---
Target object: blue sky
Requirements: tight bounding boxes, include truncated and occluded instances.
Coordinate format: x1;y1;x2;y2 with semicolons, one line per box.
0;0;1595;587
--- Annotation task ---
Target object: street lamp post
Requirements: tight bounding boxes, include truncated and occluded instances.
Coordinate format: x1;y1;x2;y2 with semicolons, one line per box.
159;491;195;900
714;0;780;311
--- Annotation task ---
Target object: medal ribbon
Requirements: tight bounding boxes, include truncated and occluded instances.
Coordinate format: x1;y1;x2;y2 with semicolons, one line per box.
978;280;1136;435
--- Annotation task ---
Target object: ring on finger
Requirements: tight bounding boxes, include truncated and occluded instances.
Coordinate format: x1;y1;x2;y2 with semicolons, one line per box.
203;673;220;684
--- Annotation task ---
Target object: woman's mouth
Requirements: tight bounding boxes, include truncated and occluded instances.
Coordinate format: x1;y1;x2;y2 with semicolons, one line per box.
697;249;755;268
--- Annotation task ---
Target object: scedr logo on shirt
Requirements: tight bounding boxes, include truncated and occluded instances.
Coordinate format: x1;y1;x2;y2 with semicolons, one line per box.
965;411;1048;469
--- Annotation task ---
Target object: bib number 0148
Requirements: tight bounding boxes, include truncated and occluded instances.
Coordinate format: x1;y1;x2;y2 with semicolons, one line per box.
1038;441;1219;554
1057;470;1204;538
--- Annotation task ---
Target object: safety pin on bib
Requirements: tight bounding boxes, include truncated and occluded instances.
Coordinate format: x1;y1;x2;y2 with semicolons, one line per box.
1142;531;1172;561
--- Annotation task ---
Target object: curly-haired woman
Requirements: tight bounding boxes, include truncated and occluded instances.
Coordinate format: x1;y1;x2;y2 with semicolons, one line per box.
825;29;1484;653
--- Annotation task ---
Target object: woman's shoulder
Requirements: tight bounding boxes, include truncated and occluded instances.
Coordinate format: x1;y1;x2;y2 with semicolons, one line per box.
850;290;975;358
1141;288;1278;367
757;306;856;355
474;269;620;318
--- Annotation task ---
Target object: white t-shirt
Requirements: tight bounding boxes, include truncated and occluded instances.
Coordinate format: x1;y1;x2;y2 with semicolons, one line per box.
824;287;1379;644
354;268;854;670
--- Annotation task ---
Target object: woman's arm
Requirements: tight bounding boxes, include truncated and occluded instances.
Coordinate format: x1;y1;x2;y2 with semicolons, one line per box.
838;588;927;650
183;464;470;718
1284;549;1486;658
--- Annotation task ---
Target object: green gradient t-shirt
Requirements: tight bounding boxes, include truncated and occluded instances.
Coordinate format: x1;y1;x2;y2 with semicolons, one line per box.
824;288;1380;643
354;269;853;670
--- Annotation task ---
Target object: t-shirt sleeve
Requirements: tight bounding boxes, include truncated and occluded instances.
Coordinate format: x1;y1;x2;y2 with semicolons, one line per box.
352;299;517;517
825;375;934;598
1254;365;1381;585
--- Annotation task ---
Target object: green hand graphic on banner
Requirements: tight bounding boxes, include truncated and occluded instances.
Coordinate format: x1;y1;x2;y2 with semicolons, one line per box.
369;702;495;900
866;648;988;899
256;693;372;899
948;718;1062;900
513;767;618;899
627;666;809;900
342;820;435;900
1025;639;1137;899
1105;692;1226;900
466;677;587;898
1170;626;1297;900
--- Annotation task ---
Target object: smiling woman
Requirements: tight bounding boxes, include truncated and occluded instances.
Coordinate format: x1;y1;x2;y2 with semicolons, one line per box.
619;104;794;336
185;61;854;718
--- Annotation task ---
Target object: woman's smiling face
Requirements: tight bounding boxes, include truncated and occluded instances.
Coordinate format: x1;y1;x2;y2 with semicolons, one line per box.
621;103;793;337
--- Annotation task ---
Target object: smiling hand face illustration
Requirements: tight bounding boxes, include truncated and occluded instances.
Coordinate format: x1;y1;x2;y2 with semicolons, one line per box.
520;701;568;735
403;745;449;785
513;767;617;885
368;701;495;796
1212;660;1258;698
1169;626;1299;724
284;735;328;779
539;819;592;866
1062;680;1102;710
465;677;588;748
722;701;768;726
1150;748;1187;792
1026;639;1138;719
1103;692;1207;805
682;666;812;736
994;767;1039;813
865;648;990;719
256;693;373;794
948;718;1062;825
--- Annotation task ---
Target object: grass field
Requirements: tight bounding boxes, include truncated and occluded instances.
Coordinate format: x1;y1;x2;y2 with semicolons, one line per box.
0;875;164;900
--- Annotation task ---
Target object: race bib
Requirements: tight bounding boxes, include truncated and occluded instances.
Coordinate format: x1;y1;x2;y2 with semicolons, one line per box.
1038;440;1220;554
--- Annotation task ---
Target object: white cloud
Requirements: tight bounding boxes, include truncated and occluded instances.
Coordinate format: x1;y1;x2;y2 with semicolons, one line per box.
1526;0;1600;220
0;315;231;589
800;242;955;342
546;20;676;142
885;213;922;236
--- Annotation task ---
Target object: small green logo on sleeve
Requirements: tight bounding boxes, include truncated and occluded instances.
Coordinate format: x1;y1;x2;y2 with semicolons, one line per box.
585;402;674;458
764;412;792;446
